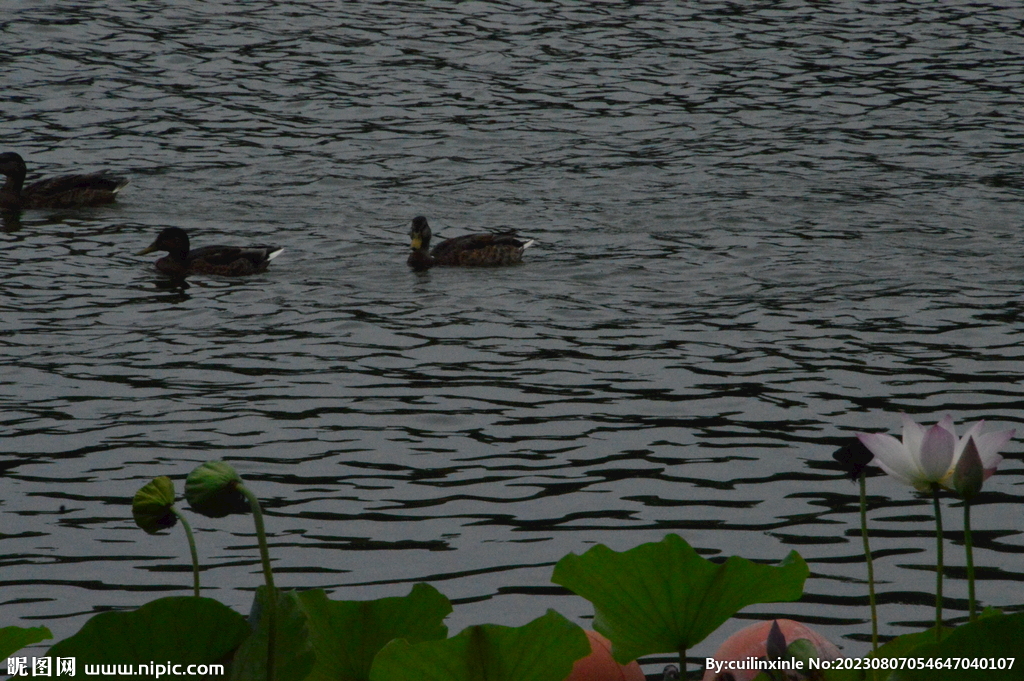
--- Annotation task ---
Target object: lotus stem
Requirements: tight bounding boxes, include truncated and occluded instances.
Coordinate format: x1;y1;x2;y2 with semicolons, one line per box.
964;500;976;623
678;643;686;680
858;473;878;655
931;483;943;641
239;484;276;681
239;485;276;592
171;507;201;598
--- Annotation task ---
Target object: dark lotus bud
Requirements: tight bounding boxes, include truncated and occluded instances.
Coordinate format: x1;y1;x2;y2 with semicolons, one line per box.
765;620;787;662
132;476;178;534
832;438;873;480
953;437;984;501
184;461;248;517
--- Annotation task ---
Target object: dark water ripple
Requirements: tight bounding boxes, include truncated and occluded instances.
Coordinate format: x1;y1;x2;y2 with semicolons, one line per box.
2;0;1024;668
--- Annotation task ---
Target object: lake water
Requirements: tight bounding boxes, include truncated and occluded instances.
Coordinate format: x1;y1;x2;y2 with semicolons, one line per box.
2;0;1023;673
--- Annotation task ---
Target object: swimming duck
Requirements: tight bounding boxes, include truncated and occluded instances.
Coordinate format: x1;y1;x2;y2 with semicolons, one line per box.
0;151;129;210
407;216;534;270
138;227;284;277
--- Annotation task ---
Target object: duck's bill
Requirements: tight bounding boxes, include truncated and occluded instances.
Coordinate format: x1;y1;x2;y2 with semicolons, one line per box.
137;244;158;255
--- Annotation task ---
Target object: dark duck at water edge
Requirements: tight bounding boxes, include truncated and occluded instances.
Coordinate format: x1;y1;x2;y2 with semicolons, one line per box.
137;227;284;277
0;151;129;210
406;216;535;270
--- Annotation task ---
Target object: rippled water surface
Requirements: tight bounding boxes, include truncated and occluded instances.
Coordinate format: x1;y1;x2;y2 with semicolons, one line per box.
3;0;1024;671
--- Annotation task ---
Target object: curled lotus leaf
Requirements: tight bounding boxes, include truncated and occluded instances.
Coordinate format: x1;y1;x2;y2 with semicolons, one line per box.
184;461;248;518
132;476;178;534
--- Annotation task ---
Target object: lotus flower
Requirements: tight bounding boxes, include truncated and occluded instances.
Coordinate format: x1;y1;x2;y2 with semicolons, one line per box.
858;414;1014;635
856;414;1014;492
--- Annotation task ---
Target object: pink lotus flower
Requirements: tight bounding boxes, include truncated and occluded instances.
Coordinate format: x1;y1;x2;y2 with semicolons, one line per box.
857;414;1014;492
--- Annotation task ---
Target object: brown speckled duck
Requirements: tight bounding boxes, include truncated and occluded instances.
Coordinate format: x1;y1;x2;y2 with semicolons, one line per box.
138;227;284;277
0;151;129;210
407;216;535;270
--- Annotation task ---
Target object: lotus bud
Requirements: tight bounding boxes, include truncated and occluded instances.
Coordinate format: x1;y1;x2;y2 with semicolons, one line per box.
132;476;178;534
184;461;248;517
765;620;787;662
832;438;874;480
953;437;984;501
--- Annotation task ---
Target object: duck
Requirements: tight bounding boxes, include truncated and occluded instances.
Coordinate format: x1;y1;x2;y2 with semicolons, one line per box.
407;216;535;270
0;151;129;210
137;227;284;277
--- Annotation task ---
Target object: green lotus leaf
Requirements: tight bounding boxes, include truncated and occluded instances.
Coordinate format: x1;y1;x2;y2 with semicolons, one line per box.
888;612;1024;681
132;476;178;534
0;625;52;659
185;461;248;518
551;534;808;664
874;627;951;658
369;609;590;681
47;597;248;678
786;638;818;667
296;583;451;681
228;587;314;681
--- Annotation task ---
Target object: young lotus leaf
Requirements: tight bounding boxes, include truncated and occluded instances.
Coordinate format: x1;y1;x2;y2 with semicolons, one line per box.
0;625;52;659
551;534;808;664
185;461;248;517
888;612;1024;681
296;583;451;681
132;476;178;534
47;597;248;675
229;587;315;681
369;609;590;681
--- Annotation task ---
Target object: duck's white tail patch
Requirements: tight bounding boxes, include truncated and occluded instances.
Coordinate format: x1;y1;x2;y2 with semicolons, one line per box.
521;239;536;250
267;247;285;261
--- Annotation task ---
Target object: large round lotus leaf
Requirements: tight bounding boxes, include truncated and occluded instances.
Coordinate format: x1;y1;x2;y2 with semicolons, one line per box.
551;533;808;664
888;613;1024;681
47;597;248;678
296;582;451;681
369;609;590;681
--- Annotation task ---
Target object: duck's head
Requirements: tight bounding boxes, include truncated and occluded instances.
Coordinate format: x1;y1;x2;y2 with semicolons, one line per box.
409;216;431;252
0;152;27;180
139;227;190;259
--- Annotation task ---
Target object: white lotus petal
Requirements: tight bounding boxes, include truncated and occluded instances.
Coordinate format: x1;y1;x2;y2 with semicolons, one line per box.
981;455;1003;481
900;414;926;457
871;456;920;488
973;428;1015;468
954;421;985;459
918;423;955;481
858;432;922;484
936;414;956;439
